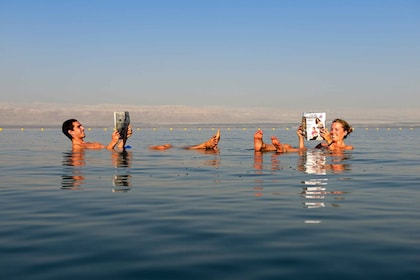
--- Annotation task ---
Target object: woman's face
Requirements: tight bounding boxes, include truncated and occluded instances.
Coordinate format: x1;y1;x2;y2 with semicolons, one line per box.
330;121;347;142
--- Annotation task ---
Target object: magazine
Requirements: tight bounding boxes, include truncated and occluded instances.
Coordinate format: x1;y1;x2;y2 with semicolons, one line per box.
301;112;326;141
114;111;130;139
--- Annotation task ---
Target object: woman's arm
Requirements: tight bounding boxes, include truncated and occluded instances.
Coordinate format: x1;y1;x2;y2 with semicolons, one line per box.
297;126;306;149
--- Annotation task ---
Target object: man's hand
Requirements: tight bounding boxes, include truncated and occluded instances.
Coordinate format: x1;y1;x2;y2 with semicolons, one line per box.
126;125;133;138
112;130;121;143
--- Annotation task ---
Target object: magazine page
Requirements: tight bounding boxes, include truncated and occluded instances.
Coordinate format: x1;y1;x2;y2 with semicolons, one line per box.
114;111;130;139
301;112;326;141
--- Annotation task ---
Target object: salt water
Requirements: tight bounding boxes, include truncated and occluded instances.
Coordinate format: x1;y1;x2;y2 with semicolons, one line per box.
1;124;419;279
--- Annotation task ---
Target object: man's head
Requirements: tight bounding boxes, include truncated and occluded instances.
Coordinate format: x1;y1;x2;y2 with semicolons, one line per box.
62;119;84;141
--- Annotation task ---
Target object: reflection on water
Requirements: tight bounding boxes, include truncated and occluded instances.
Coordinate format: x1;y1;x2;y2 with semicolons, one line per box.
301;179;349;223
302;180;327;211
112;150;132;192
253;151;283;172
254;148;352;175
297;148;352;174
301;180;348;205
252;152;271;197
62;145;352;220
300;149;327;174
61;149;133;192
61;150;85;190
298;149;351;223
252;149;352;220
253;151;264;171
192;148;221;168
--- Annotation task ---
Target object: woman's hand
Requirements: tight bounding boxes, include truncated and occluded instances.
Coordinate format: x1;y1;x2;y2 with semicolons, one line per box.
296;126;305;139
320;128;332;144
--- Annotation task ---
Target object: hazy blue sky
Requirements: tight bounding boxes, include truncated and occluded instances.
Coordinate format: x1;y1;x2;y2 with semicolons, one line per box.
1;0;419;111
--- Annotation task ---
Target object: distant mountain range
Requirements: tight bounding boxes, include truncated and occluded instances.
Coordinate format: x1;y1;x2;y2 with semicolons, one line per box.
1;102;419;127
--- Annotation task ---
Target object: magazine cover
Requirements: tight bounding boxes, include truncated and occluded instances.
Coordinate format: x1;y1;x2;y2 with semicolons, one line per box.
114;111;130;139
301;112;326;141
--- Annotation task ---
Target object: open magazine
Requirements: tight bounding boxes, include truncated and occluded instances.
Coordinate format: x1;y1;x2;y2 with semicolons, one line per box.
114;111;130;140
301;112;326;141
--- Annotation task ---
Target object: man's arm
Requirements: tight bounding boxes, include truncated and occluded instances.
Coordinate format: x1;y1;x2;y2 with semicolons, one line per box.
106;130;121;150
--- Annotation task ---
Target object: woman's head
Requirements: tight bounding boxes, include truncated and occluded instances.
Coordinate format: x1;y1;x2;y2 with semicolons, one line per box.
331;119;354;139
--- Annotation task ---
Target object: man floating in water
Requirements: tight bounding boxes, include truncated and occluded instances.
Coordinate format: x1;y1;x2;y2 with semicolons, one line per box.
62;119;132;152
149;129;221;151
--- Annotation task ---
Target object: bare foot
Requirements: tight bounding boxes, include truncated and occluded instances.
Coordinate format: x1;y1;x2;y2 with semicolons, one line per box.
271;136;295;152
149;144;173;150
187;129;220;150
271;136;284;152
214;129;221;144
254;130;264;151
207;129;221;149
255;130;276;151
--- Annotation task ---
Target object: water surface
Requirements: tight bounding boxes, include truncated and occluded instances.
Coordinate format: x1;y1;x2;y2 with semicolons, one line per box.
1;125;419;279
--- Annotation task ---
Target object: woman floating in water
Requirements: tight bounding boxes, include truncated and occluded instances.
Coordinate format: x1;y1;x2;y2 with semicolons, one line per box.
254;119;354;153
312;118;354;150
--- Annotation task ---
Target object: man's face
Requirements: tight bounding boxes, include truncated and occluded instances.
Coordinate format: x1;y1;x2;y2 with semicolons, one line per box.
70;121;86;140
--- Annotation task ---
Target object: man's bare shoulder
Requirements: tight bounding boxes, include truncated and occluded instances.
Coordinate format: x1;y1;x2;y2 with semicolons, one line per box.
73;142;105;150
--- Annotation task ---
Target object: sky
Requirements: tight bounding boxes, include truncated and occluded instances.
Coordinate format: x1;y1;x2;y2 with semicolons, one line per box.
1;0;419;115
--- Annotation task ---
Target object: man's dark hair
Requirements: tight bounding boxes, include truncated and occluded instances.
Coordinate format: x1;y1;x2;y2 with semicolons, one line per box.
62;119;77;140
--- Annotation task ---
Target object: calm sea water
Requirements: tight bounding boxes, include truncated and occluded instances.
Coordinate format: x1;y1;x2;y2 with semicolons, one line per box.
1;124;419;280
